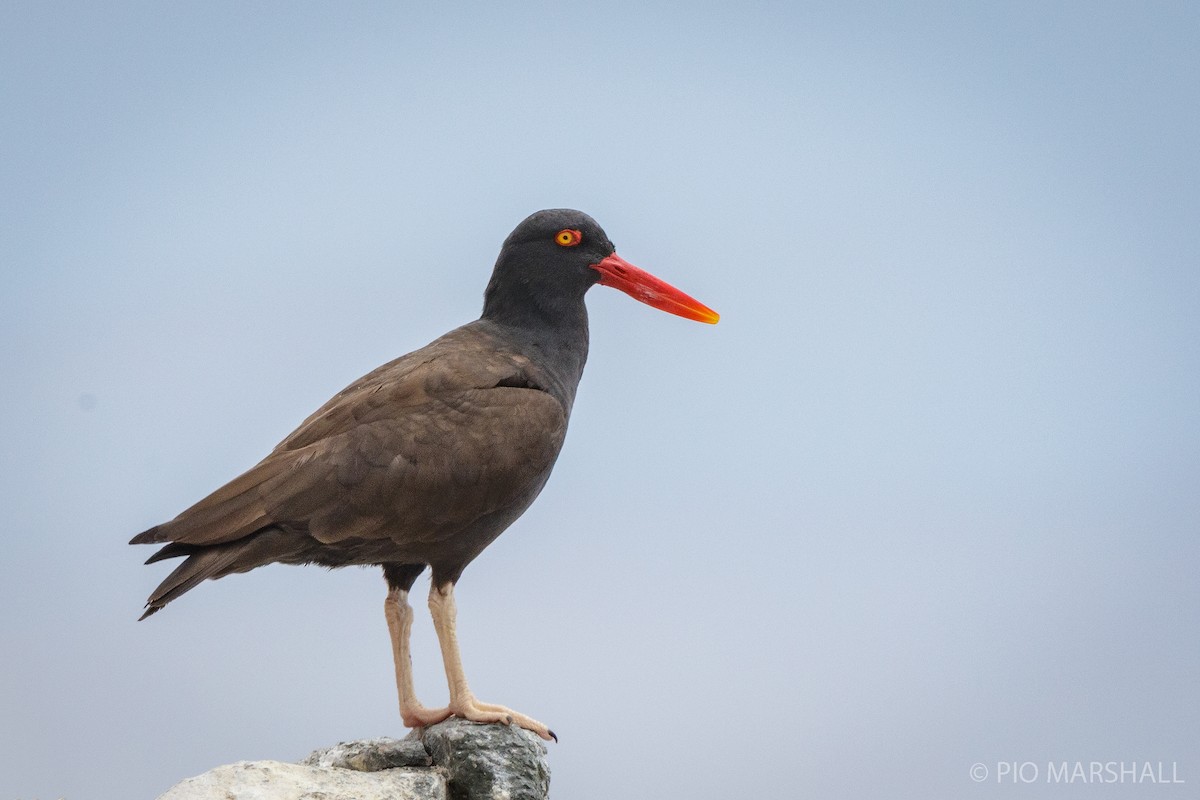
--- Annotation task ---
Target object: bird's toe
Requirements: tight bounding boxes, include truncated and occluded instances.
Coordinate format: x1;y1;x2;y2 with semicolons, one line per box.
450;698;555;741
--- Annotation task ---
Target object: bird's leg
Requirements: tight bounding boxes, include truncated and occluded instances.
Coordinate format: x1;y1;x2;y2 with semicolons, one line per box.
428;581;556;741
385;586;451;728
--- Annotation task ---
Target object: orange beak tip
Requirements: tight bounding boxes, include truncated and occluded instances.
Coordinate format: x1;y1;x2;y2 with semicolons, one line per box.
592;253;720;327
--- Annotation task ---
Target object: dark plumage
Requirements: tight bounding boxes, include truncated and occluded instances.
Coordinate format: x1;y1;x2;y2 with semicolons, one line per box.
131;208;717;739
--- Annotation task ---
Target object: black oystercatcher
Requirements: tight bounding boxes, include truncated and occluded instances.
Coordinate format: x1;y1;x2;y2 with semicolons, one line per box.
131;209;718;741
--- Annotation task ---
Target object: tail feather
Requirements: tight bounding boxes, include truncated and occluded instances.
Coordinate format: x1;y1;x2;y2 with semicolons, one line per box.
143;541;202;565
139;544;249;619
137;527;309;619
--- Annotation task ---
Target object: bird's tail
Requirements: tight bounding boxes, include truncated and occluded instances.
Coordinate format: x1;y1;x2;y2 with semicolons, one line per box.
135;527;304;620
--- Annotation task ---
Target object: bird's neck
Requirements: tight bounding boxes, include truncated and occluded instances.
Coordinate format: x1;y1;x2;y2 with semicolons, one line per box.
479;295;591;412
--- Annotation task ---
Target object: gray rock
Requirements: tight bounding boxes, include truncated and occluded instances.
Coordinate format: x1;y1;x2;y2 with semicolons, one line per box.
156;759;446;800
409;718;550;800
304;736;433;770
155;720;550;800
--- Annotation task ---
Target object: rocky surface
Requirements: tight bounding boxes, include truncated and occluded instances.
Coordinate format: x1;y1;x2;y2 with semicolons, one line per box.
155;718;550;800
411;718;551;800
157;760;445;800
303;736;432;770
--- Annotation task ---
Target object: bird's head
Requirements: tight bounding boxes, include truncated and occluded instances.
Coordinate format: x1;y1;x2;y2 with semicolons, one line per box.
483;209;719;326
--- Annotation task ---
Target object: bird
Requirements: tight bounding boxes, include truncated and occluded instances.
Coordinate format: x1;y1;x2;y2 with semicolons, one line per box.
130;208;718;741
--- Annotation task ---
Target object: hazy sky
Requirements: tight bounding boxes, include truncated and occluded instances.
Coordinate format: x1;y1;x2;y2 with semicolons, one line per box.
2;3;1198;798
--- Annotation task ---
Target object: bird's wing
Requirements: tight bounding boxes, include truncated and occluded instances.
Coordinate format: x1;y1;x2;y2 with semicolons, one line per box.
133;326;568;550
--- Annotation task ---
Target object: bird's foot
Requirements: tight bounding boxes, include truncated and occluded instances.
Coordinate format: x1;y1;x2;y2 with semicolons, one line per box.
449;694;556;742
401;702;453;729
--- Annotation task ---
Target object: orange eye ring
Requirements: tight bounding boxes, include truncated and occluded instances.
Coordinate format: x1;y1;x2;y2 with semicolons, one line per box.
554;229;582;247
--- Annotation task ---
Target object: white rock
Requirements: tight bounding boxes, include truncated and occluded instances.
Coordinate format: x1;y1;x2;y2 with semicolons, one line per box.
156;759;447;800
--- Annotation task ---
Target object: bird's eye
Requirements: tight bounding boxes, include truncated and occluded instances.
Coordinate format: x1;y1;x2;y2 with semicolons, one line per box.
554;229;582;247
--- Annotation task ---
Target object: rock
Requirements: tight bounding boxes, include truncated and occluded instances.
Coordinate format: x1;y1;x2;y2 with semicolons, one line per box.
303;736;432;770
410;717;550;800
157;759;446;800
155;719;550;800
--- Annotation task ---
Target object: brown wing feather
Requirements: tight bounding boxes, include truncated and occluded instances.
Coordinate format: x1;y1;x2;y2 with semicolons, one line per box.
129;453;299;547
297;384;566;549
133;325;566;564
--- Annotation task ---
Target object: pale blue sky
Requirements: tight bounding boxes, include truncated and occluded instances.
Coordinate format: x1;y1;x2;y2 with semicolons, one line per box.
2;3;1198;798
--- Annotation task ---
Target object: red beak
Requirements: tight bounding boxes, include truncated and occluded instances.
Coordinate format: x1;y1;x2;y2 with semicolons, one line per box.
591;253;720;324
